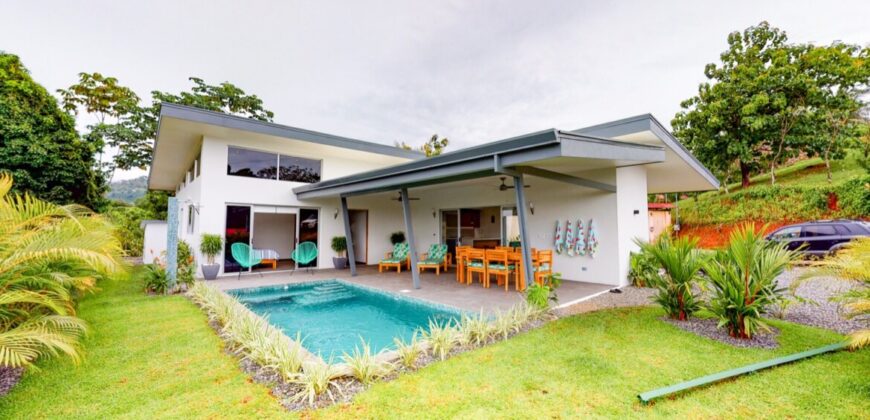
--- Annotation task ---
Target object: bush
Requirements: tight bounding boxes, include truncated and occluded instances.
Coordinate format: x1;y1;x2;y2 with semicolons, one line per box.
199;234;223;264
525;272;562;310
636;236;706;320
389;231;406;245
145;240;195;293
143;264;170;294
628;251;659;287
704;224;798;339
837;175;870;216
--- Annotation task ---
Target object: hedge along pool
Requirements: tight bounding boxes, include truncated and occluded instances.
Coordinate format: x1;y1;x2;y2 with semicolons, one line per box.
229;280;463;359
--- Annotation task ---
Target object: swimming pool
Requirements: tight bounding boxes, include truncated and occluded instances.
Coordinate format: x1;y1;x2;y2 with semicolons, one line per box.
229;280;462;359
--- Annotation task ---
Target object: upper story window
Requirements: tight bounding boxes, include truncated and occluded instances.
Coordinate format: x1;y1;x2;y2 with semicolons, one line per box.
227;146;321;183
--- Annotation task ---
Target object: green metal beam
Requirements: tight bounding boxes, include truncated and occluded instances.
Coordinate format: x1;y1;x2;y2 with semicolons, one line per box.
637;342;849;405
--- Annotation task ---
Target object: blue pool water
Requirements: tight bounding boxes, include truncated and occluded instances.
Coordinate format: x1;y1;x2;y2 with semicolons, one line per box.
229;280;461;359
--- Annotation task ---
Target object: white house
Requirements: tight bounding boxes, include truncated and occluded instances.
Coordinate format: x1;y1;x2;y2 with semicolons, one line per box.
147;103;718;287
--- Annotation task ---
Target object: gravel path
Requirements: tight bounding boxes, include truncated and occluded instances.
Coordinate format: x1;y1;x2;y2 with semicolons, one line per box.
773;268;866;335
556;286;655;317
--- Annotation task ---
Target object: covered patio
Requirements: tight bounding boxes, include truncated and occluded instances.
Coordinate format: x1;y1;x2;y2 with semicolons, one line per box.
209;265;612;313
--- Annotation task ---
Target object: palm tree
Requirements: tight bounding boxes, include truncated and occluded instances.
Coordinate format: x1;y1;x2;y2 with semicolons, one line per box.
635;235;706;320
704;224;798;339
0;174;123;368
799;238;870;349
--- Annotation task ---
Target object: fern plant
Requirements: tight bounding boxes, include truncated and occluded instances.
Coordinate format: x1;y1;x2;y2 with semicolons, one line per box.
0;174;123;368
635;236;706;320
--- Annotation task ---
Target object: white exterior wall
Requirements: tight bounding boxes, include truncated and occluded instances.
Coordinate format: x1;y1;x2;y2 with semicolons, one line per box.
142;222;168;264
615;166;650;286
176;135;410;276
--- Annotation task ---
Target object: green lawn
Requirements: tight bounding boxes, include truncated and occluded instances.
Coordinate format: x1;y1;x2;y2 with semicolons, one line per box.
2;274;868;419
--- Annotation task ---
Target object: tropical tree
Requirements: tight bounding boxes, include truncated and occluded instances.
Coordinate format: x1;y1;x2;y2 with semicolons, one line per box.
703;224;799;339
0;53;106;209
395;134;449;157
635;236;706;320
798;238;870;349
0;174;123;368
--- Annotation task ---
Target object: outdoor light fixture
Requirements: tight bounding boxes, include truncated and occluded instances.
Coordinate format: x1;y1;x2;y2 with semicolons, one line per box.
334;208;339;219
432;208;436;218
529;202;535;215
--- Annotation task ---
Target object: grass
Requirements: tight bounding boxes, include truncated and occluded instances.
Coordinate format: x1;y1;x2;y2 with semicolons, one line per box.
0;271;287;419
677;152;868;225
2;272;868;418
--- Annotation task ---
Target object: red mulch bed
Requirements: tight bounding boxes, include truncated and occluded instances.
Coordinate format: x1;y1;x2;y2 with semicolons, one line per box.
677;221;795;249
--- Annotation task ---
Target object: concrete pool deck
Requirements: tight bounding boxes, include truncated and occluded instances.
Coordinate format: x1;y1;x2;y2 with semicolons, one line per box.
208;265;612;313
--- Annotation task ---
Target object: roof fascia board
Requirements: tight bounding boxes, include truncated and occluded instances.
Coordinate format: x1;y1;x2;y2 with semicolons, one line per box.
517;166;616;192
573;114;720;188
558;131;665;162
158;103;424;160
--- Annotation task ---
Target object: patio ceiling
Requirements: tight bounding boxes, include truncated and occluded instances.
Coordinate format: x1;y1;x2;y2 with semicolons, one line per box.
293;129;666;199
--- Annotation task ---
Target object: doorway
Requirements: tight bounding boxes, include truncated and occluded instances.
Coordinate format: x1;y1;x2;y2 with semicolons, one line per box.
224;205;319;274
349;209;368;264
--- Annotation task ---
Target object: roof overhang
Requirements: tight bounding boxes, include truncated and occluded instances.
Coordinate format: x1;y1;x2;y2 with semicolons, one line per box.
573;114;720;193
148;103;423;190
293;129;665;199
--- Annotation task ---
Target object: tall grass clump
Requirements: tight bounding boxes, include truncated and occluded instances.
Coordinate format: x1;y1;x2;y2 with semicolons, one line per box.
0;174;124;368
798;237;870;348
341;338;393;385
457;311;493;347
635;236;706;320
393;332;423;369
292;361;343;405
423;319;458;360
703;224;798;339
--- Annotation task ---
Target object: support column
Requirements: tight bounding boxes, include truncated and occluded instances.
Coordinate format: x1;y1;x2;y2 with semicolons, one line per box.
166;197;179;292
513;175;534;288
340;195;357;276
400;188;421;289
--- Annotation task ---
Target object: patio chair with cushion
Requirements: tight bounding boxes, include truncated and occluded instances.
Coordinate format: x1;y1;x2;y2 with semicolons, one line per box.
454;245;470;283
486;249;514;290
465;248;486;286
291;241;318;275
379;242;410;273
230;242;262;279
418;243;448;275
534;249;553;286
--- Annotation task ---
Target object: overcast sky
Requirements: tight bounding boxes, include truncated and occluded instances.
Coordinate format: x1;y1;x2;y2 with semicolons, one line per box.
3;0;869;180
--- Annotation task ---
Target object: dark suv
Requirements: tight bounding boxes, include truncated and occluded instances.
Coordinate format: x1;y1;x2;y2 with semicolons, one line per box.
765;220;870;256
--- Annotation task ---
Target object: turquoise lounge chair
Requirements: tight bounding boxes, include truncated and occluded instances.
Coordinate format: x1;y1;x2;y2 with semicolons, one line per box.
230;242;262;279
292;241;318;275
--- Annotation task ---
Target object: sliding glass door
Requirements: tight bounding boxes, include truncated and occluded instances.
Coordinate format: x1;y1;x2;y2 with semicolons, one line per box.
224;205;251;273
297;208;319;268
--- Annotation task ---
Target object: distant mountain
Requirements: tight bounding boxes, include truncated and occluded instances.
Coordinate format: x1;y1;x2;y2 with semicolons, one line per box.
107;176;147;203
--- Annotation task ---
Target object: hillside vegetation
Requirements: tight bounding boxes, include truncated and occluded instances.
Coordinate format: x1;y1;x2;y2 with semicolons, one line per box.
678;152;870;228
107;176;147;203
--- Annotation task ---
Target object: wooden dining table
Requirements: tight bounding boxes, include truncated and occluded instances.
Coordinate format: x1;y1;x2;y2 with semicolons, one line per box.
454;246;544;291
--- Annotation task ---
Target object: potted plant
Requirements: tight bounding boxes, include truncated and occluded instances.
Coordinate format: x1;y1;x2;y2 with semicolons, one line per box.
199;234;223;280
390;231;406;245
331;236;348;269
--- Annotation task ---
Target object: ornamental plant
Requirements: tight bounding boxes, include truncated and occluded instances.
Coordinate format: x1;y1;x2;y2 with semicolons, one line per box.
330;236;348;258
703;224;798;339
635;236;706;320
199;234;223;264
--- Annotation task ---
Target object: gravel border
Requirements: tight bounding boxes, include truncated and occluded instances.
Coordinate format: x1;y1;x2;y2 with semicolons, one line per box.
555;286;656;317
662;317;780;349
0;366;24;397
772;268;866;335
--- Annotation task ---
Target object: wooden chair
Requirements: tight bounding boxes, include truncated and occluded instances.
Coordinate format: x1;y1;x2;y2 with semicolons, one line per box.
378;242;410;273
485;249;512;290
465;248;486;286
534;249;554;286
495;246;513;252
454;246;470;283
507;251;525;291
418;244;448;275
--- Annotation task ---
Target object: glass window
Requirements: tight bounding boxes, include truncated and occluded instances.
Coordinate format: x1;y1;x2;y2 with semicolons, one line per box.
279;155;321;183
227;147;278;179
770;227;800;240
802;225;836;237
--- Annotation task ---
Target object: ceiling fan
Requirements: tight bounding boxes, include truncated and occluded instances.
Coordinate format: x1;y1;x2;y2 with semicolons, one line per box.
498;177;530;191
390;192;420;202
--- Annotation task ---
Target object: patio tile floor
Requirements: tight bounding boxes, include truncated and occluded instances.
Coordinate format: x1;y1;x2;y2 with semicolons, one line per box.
209;265;611;313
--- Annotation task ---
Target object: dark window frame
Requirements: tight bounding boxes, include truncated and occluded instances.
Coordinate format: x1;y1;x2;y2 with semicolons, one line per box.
226;146;322;184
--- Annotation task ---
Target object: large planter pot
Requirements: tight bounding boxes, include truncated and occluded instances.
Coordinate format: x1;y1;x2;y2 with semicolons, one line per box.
201;263;220;280
332;257;348;269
